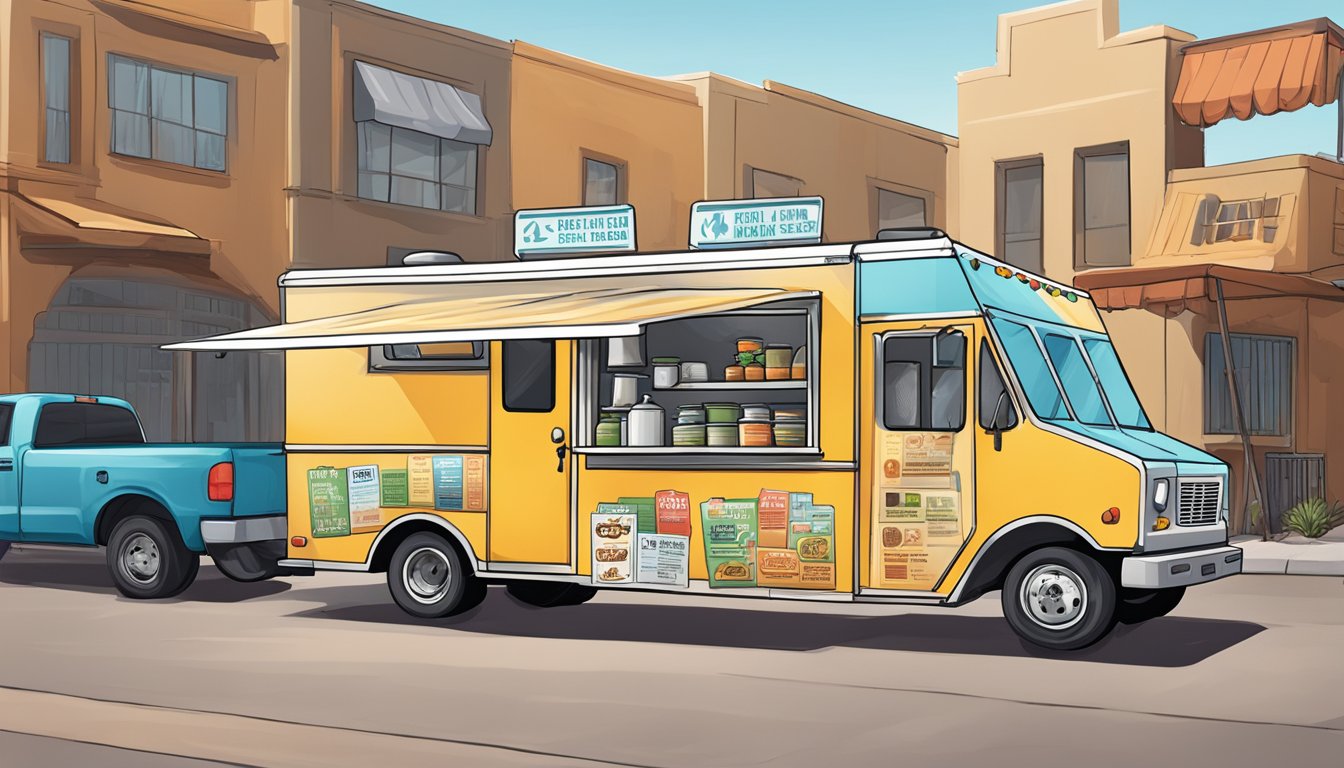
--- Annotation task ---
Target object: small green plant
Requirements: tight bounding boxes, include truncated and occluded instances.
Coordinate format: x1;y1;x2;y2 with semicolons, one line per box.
1281;498;1344;539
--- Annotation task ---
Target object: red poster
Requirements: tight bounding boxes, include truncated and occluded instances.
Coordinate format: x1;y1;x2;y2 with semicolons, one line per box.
654;490;691;536
757;489;789;549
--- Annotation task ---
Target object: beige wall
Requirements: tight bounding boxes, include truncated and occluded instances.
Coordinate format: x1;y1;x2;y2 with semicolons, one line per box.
957;0;1202;280
510;42;703;252
285;0;513;268
673;73;958;242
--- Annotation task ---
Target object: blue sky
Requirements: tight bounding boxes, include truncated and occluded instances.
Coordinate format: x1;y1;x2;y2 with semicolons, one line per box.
368;0;1342;166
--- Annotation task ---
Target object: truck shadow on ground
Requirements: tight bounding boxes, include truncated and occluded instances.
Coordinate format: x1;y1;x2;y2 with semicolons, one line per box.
0;546;291;603
291;584;1264;667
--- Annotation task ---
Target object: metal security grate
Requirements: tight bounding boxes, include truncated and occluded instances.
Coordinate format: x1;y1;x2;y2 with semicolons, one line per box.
1178;480;1222;526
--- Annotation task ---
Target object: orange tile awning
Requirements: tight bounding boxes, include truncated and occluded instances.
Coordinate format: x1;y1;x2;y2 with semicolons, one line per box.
1173;18;1344;127
1074;264;1344;312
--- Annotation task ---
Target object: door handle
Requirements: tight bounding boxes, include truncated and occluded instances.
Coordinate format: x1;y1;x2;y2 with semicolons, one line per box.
0;460;11;473
555;444;568;473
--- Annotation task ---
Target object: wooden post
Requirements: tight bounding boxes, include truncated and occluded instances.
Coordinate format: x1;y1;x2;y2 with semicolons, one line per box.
1214;278;1271;541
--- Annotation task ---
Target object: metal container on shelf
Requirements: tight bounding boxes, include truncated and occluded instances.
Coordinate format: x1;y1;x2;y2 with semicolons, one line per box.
628;395;665;447
676;404;706;424
706;423;739;447
608;335;643;367
610;373;646;408
652;357;681;388
672;423;707;447
680;361;708;382
741;403;772;421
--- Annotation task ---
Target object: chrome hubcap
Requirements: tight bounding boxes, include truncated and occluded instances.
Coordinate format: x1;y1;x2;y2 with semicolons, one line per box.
1020;564;1087;630
121;534;160;584
403;547;452;604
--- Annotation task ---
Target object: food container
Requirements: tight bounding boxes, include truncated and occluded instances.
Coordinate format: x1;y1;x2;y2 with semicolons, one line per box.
764;344;793;369
741;403;771;421
744;364;765;381
773;405;805;422
627;395;665;447
652;356;680;389
706;423;739;447
680;361;708;382
738;419;774;447
611;373;647;408
736;337;764;354
608;335;643;367
596;414;623;447
676;404;706;424
704;402;742;424
724;364;745;381
672;423;707;447
773;421;806;447
792;346;807;380
766;366;792;380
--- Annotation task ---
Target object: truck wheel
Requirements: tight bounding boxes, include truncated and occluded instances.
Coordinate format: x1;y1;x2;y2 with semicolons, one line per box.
1117;586;1185;625
387;532;485;619
1001;547;1117;651
506;581;597;608
106;516;200;599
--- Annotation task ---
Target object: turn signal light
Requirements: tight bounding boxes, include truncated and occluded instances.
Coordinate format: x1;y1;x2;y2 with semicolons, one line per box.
291;536;308;548
207;462;234;502
1153;516;1171;531
1101;507;1121;525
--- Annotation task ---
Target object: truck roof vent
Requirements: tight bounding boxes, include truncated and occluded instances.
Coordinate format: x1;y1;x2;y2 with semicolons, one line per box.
402;250;463;266
876;227;947;241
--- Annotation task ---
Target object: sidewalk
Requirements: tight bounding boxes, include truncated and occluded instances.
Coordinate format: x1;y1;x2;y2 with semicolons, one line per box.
1231;526;1344;576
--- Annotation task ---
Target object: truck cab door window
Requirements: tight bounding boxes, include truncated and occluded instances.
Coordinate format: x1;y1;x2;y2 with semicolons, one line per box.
502;340;556;412
978;339;1018;432
0;403;13;445
881;331;965;432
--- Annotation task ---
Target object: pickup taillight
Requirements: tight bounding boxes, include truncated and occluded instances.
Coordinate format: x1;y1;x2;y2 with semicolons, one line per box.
208;462;234;502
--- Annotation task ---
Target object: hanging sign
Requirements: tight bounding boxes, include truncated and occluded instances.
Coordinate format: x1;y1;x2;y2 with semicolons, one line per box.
514;204;637;258
690;197;824;250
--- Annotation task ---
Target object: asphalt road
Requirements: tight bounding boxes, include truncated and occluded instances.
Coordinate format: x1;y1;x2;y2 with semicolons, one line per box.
0;544;1341;768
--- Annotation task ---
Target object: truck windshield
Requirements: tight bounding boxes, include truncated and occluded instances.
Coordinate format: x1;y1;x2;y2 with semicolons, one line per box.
992;318;1151;430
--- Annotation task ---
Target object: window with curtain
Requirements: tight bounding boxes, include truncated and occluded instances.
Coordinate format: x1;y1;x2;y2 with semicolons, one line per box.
1204;333;1293;436
108;54;228;172
583;158;621;205
42;34;72;164
876;188;927;231
1075;144;1130;268
997;159;1043;273
357;122;478;214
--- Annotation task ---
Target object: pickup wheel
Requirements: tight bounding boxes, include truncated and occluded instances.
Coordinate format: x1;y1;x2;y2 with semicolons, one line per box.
106;516;200;599
387;532;485;619
506;581;597;608
1001;547;1117;651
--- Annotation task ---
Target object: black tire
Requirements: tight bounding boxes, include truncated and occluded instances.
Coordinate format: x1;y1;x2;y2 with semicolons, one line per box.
106;516;200;599
1001;547;1117;651
506;580;597;608
387;532;483;619
1117;586;1185;625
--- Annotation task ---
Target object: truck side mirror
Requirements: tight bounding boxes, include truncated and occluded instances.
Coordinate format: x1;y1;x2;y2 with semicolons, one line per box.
989;391;1011;452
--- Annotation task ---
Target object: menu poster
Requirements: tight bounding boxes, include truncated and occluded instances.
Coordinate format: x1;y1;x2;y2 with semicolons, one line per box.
346;464;382;531
757;489;790;549
307;467;351;538
432;455;464;511
407;455;434;506
636;533;689;587
464;455;488;511
924;491;962;545
654;490;692;537
871;488;961;589
701;498;758;588
591;511;636;584
900;433;954;477
618;497;657;535
380;468;409;507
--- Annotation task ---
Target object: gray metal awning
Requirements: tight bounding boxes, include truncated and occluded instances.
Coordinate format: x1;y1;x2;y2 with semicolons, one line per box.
353;60;492;145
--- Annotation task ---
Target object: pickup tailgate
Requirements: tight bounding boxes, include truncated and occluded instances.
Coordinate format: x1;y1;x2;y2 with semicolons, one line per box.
229;445;286;518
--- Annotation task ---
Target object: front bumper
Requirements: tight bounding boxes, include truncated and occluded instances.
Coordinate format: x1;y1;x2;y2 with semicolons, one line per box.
1120;545;1242;589
200;514;286;545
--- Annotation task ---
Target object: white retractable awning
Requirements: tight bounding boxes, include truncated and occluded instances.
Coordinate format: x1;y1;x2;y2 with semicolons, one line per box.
353;60;493;145
164;285;816;352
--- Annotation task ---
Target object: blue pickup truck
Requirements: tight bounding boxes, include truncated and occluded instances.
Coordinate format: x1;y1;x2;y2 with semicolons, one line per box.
0;393;288;598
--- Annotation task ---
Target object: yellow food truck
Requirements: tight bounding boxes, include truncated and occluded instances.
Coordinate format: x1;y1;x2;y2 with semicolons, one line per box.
172;218;1241;650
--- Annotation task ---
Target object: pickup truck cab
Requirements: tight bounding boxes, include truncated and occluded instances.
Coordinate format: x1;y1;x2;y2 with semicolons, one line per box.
0;394;286;598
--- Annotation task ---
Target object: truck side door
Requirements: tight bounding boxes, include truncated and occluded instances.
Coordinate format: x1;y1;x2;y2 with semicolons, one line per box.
0;403;17;539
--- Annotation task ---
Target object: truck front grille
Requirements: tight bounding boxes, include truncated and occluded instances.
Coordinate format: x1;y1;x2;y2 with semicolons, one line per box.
1177;480;1221;526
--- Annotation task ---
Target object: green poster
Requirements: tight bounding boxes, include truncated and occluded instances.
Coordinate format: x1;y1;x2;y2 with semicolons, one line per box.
618;496;657;534
381;468;409;507
308;467;350;538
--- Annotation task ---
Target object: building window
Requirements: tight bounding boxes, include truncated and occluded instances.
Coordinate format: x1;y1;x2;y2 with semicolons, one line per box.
357;123;478;214
583;157;622;206
108;54;228;172
1195;196;1283;245
750;168;801;199
876;188;927;231
42;34;72;164
369;341;488;371
1204;333;1293;436
997;158;1043;273
1075;143;1130;268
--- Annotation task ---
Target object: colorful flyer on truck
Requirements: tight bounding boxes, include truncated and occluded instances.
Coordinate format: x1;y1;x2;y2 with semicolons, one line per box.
380;468;409;507
592;511;635;584
701;498;757;587
636;533;689;587
407;454;434;506
307;467;350;538
346;464;382;531
432;455;464;511
900;432;954;477
757;489;790;548
463;455;487;511
654;490;692;537
871;487;961;589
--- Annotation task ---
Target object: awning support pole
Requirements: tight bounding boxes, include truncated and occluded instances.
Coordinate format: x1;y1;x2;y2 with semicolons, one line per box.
1214;278;1270;541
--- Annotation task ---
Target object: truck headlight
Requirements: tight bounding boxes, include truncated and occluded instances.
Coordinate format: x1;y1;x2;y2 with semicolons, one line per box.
1152;478;1169;512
